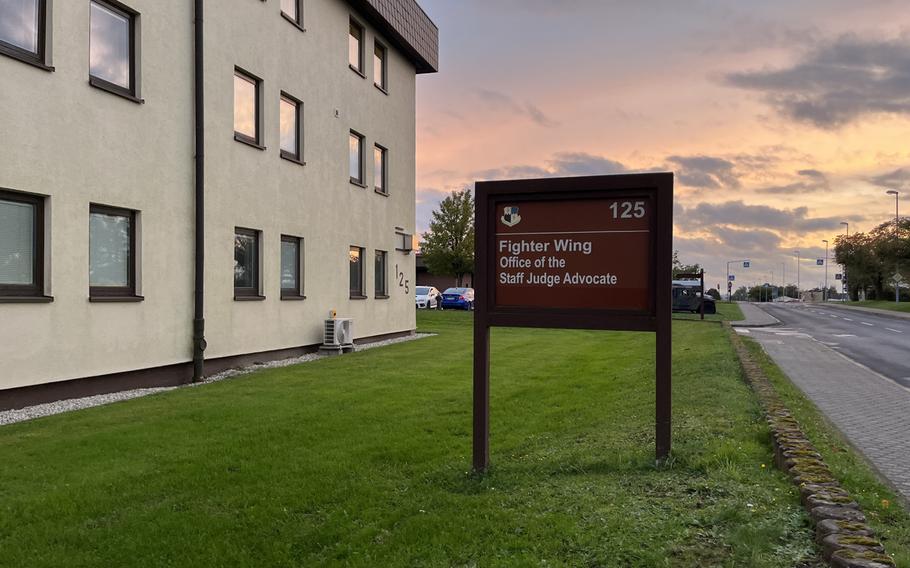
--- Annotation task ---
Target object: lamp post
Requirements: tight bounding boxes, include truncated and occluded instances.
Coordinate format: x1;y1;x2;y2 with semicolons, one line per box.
725;259;750;301
840;222;849;302
794;250;800;299
822;239;829;302
886;190;900;303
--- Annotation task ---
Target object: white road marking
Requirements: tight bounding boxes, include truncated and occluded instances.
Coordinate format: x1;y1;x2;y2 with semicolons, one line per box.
830;315;839;318
843;318;853;321
834;334;857;338
735;328;751;334
886;328;903;334
861;322;874;326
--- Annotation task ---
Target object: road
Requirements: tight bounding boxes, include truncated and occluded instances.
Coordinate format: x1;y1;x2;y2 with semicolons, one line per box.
738;302;910;501
760;303;910;389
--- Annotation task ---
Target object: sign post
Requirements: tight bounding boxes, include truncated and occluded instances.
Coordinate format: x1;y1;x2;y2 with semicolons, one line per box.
473;173;674;471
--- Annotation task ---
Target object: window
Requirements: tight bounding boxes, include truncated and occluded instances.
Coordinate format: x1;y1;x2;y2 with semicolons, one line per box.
89;0;139;101
234;228;262;299
374;250;387;297
373;144;387;194
0;0;49;69
349;130;364;185
89;204;139;299
281;235;303;299
373;42;386;91
348;19;363;74
0;190;44;298
234;68;263;148
349;246;364;298
281;0;302;29
280;93;302;163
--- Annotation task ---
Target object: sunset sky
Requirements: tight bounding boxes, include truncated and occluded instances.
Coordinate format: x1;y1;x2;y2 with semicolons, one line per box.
414;0;910;290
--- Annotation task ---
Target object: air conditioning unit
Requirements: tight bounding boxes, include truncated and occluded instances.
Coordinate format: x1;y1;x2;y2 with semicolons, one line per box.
320;318;355;355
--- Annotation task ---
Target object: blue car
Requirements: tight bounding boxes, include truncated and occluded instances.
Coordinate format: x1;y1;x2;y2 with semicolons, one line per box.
440;287;475;310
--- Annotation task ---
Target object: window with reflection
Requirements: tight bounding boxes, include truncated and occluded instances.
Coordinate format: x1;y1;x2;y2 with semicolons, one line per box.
234;69;260;145
281;235;302;298
280;93;301;162
349;131;364;184
374;250;387;297
349;246;363;297
281;0;301;26
348;19;363;72
0;190;44;297
0;0;44;64
373;42;386;90
373;144;387;194
89;0;137;96
234;228;260;297
89;204;137;297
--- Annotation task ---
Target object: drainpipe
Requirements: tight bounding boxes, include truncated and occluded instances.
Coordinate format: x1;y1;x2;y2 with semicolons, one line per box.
192;0;206;381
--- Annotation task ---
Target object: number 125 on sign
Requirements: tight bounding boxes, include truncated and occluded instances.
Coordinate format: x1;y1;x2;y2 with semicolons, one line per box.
610;201;646;219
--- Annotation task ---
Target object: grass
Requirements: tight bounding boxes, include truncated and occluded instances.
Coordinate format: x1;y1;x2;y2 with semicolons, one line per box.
673;301;744;323
846;300;910;314
742;338;910;567
0;310;814;567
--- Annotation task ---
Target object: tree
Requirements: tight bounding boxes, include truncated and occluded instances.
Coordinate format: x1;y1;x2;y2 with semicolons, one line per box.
671;250;701;279
420;189;475;287
835;218;910;300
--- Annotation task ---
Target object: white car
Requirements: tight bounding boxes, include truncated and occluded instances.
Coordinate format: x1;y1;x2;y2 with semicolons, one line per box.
415;286;440;309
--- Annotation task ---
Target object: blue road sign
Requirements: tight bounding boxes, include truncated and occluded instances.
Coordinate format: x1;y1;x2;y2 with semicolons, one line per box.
728;275;735;281
817;259;824;266
743;261;751;268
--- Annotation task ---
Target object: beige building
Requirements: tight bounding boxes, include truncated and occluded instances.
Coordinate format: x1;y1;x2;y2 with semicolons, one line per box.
0;0;438;408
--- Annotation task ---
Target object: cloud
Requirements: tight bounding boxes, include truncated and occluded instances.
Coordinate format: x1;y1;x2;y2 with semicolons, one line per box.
679;200;861;233
754;168;830;195
476;89;558;127
666;155;740;189
723;35;910;128
867;167;910;191
470;152;635;181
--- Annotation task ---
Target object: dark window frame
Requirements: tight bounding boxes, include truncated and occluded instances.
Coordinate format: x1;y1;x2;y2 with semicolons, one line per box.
0;0;53;71
395;230;413;254
280;234;304;299
279;92;304;165
349;245;365;299
348;17;364;76
89;203;140;300
234;227;263;300
280;0;304;31
374;249;388;298
373;143;388;195
88;0;142;103
0;189;46;299
373;40;387;93
234;66;265;150
349;130;365;186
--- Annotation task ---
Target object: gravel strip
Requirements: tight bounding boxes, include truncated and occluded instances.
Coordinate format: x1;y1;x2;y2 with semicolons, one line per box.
0;333;434;427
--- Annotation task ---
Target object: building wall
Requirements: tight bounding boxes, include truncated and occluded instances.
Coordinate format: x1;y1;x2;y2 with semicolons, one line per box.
0;0;195;391
0;0;421;392
203;0;417;359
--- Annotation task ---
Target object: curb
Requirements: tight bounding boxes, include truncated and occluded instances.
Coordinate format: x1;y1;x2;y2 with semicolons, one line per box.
823;304;910;321
726;323;896;568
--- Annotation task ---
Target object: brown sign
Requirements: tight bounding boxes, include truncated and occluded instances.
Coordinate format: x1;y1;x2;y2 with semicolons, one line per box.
494;197;653;311
472;173;674;472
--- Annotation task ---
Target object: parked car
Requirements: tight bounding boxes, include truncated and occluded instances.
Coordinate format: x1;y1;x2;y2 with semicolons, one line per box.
415;286;440;309
440;287;475;310
672;280;716;314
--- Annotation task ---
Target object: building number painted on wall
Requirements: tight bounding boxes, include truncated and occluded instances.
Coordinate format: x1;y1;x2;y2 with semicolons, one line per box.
395;264;410;294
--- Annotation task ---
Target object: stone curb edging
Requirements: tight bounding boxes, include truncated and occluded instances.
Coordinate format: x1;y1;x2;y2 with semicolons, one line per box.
726;323;896;568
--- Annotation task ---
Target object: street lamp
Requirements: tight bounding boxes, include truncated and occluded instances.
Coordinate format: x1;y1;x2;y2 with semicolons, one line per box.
822;239;829;302
794;250;800;298
886;190;900;303
725;259;750;301
840;222;849;302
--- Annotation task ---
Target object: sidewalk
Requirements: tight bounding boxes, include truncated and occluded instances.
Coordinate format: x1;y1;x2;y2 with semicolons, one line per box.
822;303;910;320
730;302;780;328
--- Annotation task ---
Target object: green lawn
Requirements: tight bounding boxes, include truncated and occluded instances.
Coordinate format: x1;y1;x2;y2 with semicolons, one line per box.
743;339;910;567
673;301;744;322
0;311;814;567
846;300;910;314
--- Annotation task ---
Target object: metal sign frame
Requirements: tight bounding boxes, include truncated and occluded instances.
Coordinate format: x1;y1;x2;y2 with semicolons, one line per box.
472;173;674;471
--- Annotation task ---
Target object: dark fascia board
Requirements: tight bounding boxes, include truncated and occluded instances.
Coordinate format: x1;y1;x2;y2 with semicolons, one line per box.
345;0;438;74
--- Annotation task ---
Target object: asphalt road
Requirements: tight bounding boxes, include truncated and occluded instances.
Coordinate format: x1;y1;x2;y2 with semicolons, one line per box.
759;303;910;389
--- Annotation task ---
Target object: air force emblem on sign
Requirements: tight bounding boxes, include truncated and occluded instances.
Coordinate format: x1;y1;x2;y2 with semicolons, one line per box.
501;206;522;227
